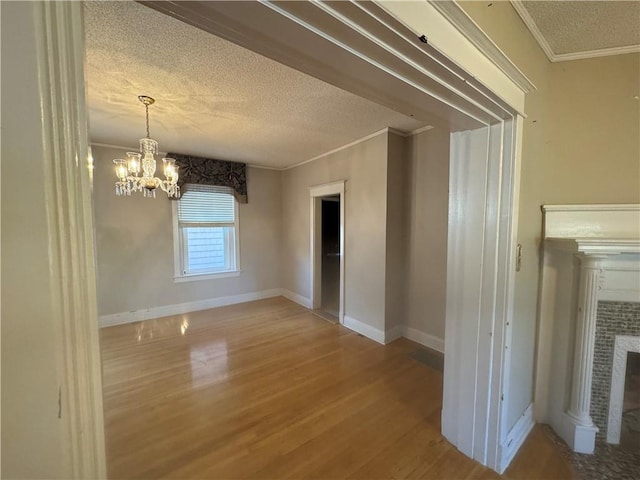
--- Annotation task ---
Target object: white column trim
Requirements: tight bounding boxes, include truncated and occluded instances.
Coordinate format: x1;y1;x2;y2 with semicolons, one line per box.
565;256;604;431
559;253;612;454
34;2;106;477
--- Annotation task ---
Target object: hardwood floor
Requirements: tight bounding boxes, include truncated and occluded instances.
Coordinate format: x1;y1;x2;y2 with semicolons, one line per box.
100;297;575;479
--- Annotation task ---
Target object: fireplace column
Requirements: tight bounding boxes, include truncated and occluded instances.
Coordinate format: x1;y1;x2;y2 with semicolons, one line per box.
563;254;605;453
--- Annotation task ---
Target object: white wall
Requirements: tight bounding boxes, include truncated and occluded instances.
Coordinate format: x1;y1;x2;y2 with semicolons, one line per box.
93;145;282;319
1;2;73;477
281;132;389;332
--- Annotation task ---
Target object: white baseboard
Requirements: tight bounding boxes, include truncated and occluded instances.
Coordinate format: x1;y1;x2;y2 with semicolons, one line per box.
499;403;535;473
385;325;403;344
401;326;445;353
280;289;312;309
99;289;282;328
343;315;385;344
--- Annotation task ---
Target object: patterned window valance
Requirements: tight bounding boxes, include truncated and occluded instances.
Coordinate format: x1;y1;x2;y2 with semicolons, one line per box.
168;153;248;203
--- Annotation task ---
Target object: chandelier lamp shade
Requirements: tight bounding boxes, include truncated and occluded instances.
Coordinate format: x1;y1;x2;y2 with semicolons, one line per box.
113;95;179;198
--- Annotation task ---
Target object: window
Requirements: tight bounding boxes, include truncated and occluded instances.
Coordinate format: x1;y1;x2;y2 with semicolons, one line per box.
173;184;239;281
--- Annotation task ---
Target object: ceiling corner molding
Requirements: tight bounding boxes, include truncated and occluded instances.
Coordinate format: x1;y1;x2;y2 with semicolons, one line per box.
284;128;390;171
551;44;640;63
430;0;536;93
509;0;556;63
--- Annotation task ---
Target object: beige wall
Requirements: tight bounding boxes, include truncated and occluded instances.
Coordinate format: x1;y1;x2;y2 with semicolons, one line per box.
281;128;450;340
384;132;409;332
460;1;640;430
1;2;72;477
93;145;282;317
281;132;389;331
548;54;640;204
404;128;450;341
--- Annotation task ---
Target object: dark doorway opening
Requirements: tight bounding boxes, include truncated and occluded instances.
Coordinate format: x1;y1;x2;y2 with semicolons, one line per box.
319;195;340;321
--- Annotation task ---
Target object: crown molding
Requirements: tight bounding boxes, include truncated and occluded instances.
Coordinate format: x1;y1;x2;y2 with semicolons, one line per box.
429;1;536;93
92;125;433;173
511;1;640;63
552;44;640;62
510;1;555;62
284;127;390;171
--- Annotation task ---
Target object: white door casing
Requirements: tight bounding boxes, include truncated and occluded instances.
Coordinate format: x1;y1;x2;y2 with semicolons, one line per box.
37;0;531;475
10;1;107;478
310;181;346;322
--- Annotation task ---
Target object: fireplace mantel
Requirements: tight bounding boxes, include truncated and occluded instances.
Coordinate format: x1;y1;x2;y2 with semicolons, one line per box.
545;238;640;256
535;205;640;454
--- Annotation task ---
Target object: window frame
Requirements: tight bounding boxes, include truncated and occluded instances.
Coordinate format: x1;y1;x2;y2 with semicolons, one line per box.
172;186;241;283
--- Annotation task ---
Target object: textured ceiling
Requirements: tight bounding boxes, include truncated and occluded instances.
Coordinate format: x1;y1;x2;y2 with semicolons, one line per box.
519;1;640;58
83;1;426;169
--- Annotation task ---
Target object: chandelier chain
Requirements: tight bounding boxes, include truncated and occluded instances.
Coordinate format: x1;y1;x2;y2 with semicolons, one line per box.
145;103;150;138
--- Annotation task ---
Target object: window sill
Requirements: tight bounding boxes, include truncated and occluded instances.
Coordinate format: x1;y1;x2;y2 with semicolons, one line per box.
174;270;241;283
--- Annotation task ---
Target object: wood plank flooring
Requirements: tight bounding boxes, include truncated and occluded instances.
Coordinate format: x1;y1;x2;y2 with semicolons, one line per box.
100;297;575;479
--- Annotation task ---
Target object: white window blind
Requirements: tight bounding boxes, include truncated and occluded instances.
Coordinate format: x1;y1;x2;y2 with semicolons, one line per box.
177;185;235;224
174;184;238;277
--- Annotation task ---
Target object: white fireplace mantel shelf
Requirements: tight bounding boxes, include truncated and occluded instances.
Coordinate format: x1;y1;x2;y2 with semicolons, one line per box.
536;205;640;455
545;238;640;256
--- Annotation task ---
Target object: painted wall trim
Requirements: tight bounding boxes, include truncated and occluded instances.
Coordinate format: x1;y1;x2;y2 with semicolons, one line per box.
286;128;390;171
309;180;346;322
33;2;107;477
542;204;640;213
509;1;556;62
510;1;640;62
99;289;282;328
343;315;386;345
499;403;535;473
401;327;445;353
281;289;313;309
599;259;640;303
385;326;403;344
430;1;536;93
407;125;435;136
93;128;434;173
607;336;640;443
550;44;640;62
543;204;640;241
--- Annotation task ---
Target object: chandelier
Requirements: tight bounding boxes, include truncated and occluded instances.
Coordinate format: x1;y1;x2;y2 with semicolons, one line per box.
113;95;179;198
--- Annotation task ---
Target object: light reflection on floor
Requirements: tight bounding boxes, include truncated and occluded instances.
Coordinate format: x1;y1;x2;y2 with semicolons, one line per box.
189;340;229;388
133;316;191;343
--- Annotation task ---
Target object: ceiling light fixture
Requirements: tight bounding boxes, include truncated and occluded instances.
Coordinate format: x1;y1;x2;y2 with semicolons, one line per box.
113;95;179;198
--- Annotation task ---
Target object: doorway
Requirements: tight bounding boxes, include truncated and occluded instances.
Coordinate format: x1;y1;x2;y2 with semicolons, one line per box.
319;195;340;322
310;181;345;323
27;0;529;476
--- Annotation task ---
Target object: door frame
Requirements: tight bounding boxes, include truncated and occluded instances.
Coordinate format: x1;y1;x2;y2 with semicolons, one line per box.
310;181;345;323
37;0;535;476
